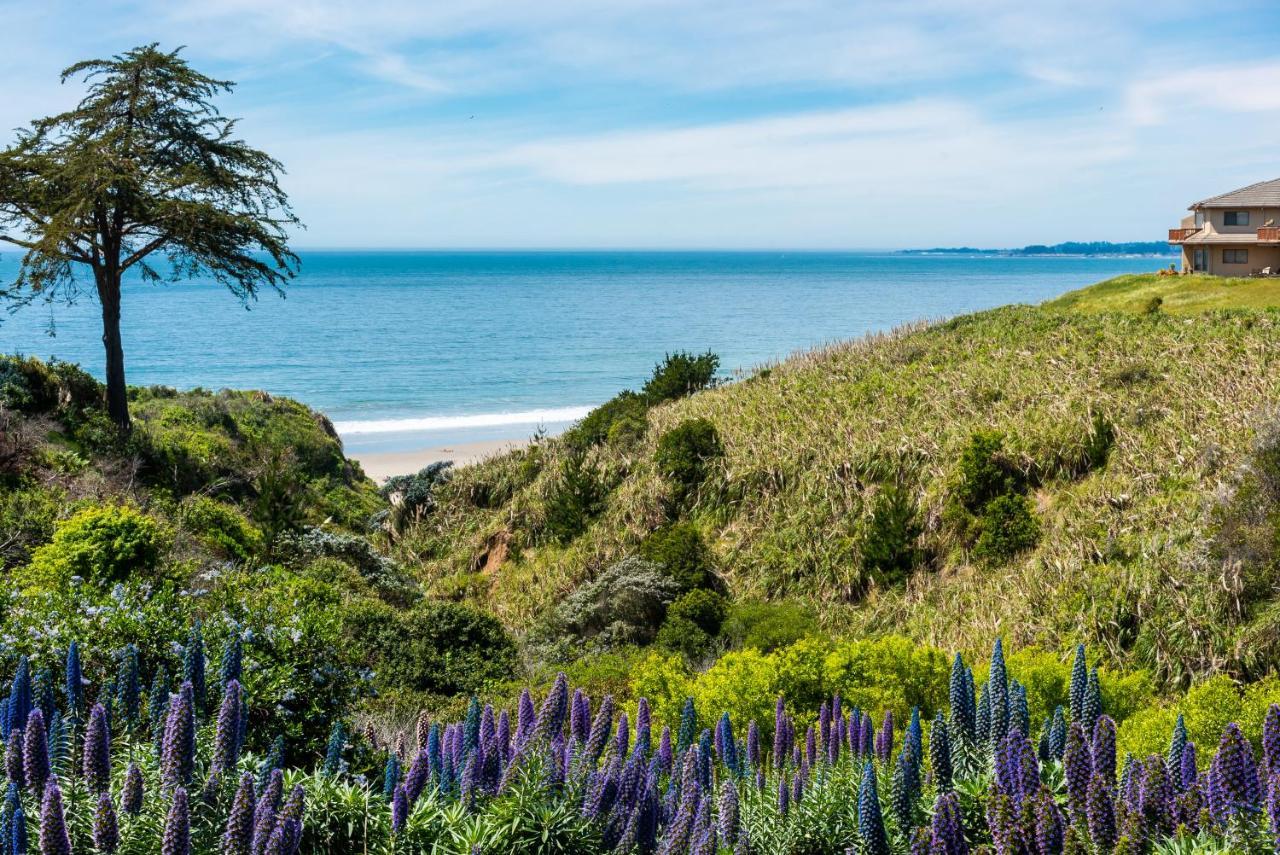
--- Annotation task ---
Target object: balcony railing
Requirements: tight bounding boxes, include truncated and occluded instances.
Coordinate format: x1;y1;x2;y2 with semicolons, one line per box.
1258;227;1280;243
1168;227;1200;243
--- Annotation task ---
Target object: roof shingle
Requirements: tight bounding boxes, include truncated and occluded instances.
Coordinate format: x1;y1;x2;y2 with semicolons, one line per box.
1192;178;1280;209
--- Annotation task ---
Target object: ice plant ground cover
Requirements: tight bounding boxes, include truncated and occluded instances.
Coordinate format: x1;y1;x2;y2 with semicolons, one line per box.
0;634;1277;854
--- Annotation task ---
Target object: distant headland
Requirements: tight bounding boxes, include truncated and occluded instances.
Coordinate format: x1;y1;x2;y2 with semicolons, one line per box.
900;240;1176;256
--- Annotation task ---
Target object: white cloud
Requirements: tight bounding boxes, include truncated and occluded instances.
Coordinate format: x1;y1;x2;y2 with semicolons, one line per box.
1126;61;1280;126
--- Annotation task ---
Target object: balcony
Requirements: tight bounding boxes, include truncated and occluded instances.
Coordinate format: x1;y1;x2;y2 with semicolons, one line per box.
1168;227;1200;243
1258;227;1280;243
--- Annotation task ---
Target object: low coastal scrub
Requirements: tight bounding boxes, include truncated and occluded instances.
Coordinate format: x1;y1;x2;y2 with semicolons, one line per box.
0;635;1277;854
407;298;1280;694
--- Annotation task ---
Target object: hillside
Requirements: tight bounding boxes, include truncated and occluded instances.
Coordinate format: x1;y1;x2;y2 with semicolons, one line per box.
408;274;1280;689
1046;271;1280;314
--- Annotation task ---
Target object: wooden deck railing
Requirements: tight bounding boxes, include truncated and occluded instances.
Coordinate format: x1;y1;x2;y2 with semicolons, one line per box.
1258;227;1280;243
1168;227;1200;242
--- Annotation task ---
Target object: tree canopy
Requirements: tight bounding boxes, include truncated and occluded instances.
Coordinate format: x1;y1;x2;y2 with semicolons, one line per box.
0;44;300;428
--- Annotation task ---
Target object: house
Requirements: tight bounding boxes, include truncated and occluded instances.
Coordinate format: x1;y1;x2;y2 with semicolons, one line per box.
1168;178;1280;274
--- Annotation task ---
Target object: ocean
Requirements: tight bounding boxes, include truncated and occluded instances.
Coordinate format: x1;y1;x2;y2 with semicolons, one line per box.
0;251;1165;453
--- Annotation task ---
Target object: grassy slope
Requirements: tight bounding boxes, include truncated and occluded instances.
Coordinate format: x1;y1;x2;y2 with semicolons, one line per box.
1047;272;1280;314
412;274;1280;684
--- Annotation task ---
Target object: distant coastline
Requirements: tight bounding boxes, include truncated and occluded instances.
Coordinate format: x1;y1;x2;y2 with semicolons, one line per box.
900;240;1176;257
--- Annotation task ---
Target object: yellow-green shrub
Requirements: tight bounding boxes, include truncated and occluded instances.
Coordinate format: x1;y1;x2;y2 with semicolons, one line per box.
1117;674;1280;760
19;504;163;591
180;495;262;561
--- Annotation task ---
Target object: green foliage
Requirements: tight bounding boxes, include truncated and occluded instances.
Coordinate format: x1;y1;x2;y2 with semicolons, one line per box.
563;390;648;450
860;483;923;585
656;589;728;659
0;355;100;414
253;448;309;547
563;352;718;452
720;600;818;652
179;495;262;561
349;599;516;697
951;430;1019;512
21;503;163;589
0;485;64;569
541;448;606;544
1143;295;1164;315
283;527;418;606
821;635;951;723
545;556;683;650
654;417;724;497
641;350;720;403
972;493;1041;566
1118;674;1280;760
0;45;301;428
638;521;716;592
378;460;453;533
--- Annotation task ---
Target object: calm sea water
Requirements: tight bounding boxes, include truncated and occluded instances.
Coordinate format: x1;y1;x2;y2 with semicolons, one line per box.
0;251;1165;453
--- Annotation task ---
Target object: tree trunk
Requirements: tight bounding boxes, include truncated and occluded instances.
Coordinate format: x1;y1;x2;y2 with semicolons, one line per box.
98;272;130;431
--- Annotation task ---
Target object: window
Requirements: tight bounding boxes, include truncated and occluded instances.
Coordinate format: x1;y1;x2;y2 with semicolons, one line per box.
1224;211;1250;226
1223;249;1248;264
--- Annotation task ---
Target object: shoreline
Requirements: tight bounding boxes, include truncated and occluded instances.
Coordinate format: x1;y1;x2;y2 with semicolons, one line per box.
351;438;530;482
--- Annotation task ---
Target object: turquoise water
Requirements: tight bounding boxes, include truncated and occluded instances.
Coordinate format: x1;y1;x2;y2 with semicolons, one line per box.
0;251;1165;452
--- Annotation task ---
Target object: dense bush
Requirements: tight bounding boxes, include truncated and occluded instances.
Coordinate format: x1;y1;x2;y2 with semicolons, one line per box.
19;503;163;589
640;350;720;403
282;527;418;606
378;460;452;534
638;521;716;592
563;390;648;450
350;600;516;697
860;482;923;585
546;556;683;649
972;492;1041;565
720;600;818;652
654;417;724;498
180;495;262;561
950;429;1020;512
563;351;718;452
655;589;728;659
541;448;606;543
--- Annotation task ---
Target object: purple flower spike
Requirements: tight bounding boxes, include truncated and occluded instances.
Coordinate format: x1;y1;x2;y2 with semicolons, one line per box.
163;788;191;855
93;791;120;854
533;673;569;743
122;762;145;815
83;703;112;793
223;772;256;855
40;779;73;855
930;791;968;855
392;783;409;832
23;709;48;797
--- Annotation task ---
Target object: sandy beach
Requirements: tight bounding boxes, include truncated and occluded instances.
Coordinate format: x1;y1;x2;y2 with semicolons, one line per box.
351;438;530;482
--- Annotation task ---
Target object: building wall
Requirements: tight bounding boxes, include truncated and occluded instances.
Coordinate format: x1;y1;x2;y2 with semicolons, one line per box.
1200;244;1280;275
1203;207;1280;234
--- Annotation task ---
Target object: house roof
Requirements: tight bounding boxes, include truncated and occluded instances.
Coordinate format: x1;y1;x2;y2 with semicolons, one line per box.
1191;178;1280;209
1182;231;1259;244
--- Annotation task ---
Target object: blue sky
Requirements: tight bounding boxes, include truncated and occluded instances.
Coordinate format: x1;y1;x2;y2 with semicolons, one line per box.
3;1;1280;249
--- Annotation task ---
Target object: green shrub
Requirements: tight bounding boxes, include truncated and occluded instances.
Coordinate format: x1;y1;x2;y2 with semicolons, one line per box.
860;483;923;585
641;351;720;404
542;448;606;543
1142;295;1163;315
951;429;1019;512
657;589;728;660
563;391;648;450
655;615;714;660
22;504;163;589
350;599;517;696
547;556;682;648
180;495;262;561
253;448;309;547
654;418;724;497
666;588;728;636
377;461;453;534
720;601;818;652
638;522;716;592
972;493;1041;565
0;486;64;570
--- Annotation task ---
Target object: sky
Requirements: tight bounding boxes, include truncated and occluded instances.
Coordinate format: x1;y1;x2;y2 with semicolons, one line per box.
2;1;1280;249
